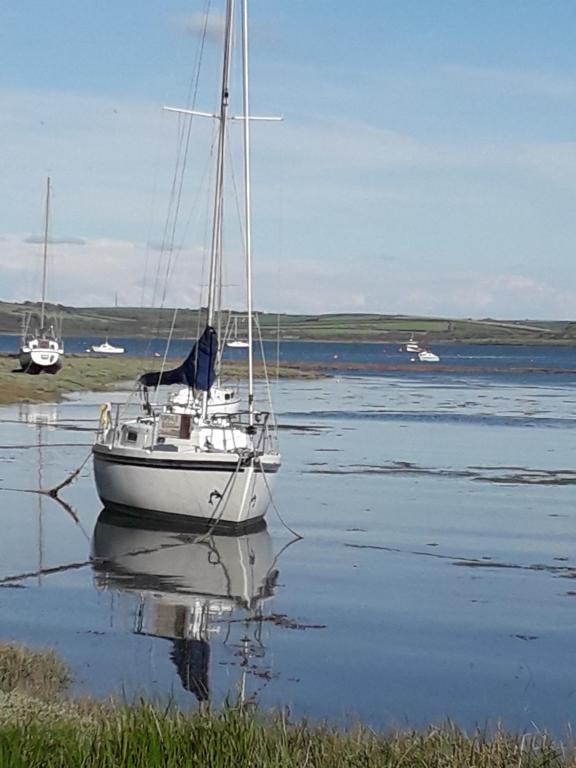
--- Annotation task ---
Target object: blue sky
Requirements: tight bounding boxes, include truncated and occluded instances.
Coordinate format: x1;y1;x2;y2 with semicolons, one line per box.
2;1;576;318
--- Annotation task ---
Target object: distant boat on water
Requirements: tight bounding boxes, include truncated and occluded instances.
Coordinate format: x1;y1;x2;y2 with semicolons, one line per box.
226;316;249;349
405;333;419;353
90;339;126;355
19;177;64;375
418;349;440;363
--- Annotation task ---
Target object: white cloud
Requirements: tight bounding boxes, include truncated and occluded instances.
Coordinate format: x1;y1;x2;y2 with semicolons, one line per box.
0;234;208;308
441;64;576;100
24;235;86;245
3;85;576;319
2;231;576;319
177;11;225;45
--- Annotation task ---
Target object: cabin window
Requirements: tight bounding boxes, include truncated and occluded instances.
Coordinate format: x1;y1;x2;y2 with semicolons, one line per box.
126;431;138;443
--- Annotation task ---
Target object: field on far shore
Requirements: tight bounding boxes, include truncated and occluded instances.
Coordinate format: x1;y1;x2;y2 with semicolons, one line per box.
3;302;576;344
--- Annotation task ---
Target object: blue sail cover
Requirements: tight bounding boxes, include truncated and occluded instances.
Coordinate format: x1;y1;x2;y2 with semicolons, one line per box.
139;326;218;391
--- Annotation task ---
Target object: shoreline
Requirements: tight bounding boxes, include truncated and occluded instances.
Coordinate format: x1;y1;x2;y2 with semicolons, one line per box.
0;644;570;766
1;353;574;406
3;330;576;346
0;354;323;406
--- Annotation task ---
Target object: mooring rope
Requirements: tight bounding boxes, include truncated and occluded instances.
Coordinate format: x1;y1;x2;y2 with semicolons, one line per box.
256;456;303;540
44;449;92;499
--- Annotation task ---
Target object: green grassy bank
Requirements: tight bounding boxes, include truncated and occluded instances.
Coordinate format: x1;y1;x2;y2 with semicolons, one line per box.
0;706;570;768
0;354;319;406
0;643;572;767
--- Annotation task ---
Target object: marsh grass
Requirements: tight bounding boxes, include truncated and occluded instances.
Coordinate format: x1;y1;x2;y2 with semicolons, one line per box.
0;354;320;405
0;702;572;767
0;643;71;700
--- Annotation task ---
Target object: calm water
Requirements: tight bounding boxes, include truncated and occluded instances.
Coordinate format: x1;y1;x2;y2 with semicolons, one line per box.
1;345;576;734
2;332;576;374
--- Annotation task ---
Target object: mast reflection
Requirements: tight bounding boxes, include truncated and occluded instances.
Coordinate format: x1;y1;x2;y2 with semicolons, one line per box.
91;508;278;702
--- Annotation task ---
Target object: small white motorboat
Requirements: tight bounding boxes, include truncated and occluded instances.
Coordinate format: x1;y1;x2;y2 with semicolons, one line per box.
226;339;250;349
418;349;440;362
90;339;125;355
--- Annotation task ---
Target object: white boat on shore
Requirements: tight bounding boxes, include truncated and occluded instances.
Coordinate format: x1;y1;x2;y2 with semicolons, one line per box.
19;177;64;375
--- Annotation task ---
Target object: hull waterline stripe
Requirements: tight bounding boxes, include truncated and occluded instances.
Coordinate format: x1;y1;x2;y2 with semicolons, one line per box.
99;501;267;535
93;450;280;474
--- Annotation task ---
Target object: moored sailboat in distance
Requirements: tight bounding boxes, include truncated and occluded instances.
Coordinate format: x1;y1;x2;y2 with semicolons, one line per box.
226;316;249;349
19;177;64;375
92;0;281;531
405;333;419;353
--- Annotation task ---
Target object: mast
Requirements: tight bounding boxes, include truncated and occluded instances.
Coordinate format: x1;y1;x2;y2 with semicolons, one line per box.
241;0;255;426
40;176;51;330
202;0;235;419
206;0;235;329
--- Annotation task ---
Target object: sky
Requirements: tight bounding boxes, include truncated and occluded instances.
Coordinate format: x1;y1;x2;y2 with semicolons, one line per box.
2;1;576;319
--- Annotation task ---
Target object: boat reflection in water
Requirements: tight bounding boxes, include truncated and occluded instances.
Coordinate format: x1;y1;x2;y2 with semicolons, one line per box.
91;508;278;703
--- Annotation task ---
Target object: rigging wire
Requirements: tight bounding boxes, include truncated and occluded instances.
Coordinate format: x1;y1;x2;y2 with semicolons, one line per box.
154;307;179;401
255;315;277;427
148;0;212;339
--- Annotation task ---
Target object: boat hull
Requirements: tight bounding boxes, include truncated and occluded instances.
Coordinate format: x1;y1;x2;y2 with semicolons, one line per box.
226;341;249;349
92;446;279;529
418;352;439;362
19;349;63;374
90;344;125;354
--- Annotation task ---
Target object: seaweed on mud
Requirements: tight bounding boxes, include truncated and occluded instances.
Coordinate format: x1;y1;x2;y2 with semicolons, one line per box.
514;635;539;641
345;542;576;580
220;613;326;631
278;424;330;435
306;460;576;486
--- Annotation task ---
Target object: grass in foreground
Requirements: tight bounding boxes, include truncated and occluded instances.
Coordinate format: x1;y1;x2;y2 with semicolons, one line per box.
0;643;573;767
0;704;572;768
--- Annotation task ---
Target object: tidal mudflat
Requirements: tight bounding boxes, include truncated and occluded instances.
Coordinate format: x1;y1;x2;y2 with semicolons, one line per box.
0;364;575;735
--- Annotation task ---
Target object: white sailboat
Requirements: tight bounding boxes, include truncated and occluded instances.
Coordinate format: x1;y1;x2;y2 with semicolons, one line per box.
92;0;281;531
90;338;126;355
19;177;64;374
405;333;419;353
226;316;249;349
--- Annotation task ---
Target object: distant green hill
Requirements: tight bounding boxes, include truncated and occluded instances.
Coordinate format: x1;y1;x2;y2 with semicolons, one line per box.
2;301;575;344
